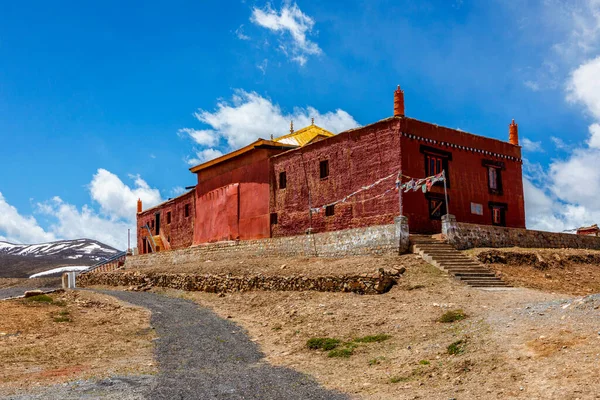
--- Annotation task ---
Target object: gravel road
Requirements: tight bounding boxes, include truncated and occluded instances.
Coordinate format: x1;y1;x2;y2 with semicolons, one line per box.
4;290;347;400
105;290;348;400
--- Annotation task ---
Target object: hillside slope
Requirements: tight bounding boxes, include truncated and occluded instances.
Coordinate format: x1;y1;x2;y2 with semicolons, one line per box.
0;239;119;278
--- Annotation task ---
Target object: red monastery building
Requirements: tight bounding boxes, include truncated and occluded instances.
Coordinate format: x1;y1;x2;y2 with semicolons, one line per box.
136;86;525;254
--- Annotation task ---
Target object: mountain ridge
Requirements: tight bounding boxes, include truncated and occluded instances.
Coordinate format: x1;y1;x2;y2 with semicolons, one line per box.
0;238;121;278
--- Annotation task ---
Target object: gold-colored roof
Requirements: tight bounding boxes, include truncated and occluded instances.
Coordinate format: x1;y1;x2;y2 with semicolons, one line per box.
273;124;334;147
189;139;295;173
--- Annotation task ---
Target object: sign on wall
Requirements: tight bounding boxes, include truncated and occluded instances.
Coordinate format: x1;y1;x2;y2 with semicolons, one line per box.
471;202;483;215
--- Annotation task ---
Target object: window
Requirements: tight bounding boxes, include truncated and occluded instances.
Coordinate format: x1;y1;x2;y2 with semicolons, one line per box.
150;220;154;229
420;145;451;187
426;193;447;220
270;212;278;225
426;154;444;176
167;212;171;224
483;160;505;195
184;204;190;218
319;160;329;179
489;202;507;226
325;205;335;216
279;171;287;189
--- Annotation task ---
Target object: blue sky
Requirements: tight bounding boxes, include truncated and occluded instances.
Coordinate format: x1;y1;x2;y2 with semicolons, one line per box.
2;0;600;249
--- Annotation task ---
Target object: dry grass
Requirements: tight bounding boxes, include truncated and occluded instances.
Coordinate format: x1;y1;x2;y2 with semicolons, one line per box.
147;255;600;399
0;290;156;394
466;248;600;295
125;254;406;277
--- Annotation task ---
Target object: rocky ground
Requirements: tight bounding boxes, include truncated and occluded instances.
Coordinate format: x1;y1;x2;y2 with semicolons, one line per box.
469;248;600;295
150;256;600;399
3;249;600;399
0;290;156;398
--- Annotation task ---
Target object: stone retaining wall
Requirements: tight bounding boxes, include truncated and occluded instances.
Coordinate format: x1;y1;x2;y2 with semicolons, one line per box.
78;270;399;295
445;221;600;250
118;220;408;270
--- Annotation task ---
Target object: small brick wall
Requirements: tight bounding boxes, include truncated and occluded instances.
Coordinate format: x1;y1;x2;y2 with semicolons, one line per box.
446;222;600;250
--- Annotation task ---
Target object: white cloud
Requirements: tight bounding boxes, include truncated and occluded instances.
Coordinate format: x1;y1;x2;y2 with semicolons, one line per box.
0;170;163;250
178;128;219;147
567;55;600;119
521;138;544;152
257;58;268;74
0;192;56;244
36;197;133;250
588;123;600;148
181;90;359;165
251;2;322;65
89;169;163;221
235;24;250;40
171;186;187;197
186;148;224;166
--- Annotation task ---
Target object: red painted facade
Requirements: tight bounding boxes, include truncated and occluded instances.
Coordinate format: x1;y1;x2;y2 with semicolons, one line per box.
270;117;525;235
137;189;195;253
192;145;292;244
135;87;526;251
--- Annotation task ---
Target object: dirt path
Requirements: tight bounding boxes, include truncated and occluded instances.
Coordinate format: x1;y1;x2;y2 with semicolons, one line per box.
103;290;348;400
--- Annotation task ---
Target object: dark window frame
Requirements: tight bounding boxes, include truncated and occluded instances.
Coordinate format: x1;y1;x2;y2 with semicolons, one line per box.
325;205;335;217
425;193;448;220
270;212;278;225
488;201;508;226
167;211;172;224
279;171;287;189
420;145;451;187
483;160;505;196
319;160;329;179
184;204;190;218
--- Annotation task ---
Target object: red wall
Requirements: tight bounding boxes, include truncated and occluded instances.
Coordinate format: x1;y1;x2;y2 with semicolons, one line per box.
270;117;525;236
400;118;525;233
270;119;402;237
193;147;286;245
137;190;195;253
194;183;240;243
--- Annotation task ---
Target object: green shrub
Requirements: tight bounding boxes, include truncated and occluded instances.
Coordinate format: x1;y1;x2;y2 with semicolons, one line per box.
53;316;71;323
306;337;341;351
389;376;409;384
447;340;466;355
439;309;466;323
369;356;385;366
354;334;392;343
25;294;53;303
419;360;430;365
328;347;354;358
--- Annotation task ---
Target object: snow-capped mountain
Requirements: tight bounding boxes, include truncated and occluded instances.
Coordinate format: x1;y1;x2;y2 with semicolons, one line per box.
0;239;121;278
0;239;119;261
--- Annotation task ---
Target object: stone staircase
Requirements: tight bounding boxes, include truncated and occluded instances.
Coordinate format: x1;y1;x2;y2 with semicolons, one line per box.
410;235;510;288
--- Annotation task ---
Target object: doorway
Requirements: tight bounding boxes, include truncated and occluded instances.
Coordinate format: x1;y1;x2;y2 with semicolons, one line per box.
155;213;161;235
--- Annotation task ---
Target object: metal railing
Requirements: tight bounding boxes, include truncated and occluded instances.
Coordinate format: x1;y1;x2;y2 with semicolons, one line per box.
82;250;128;274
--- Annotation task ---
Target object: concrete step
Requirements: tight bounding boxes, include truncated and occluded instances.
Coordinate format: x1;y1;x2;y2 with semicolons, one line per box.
411;236;509;288
442;265;492;274
437;261;482;266
461;278;508;284
430;256;477;261
458;276;502;281
466;282;511;287
421;251;468;256
454;273;497;278
413;244;455;249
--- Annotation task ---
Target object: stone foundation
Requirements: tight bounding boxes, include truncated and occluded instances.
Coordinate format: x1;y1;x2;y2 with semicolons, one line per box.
78;270;401;295
444;222;600;250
